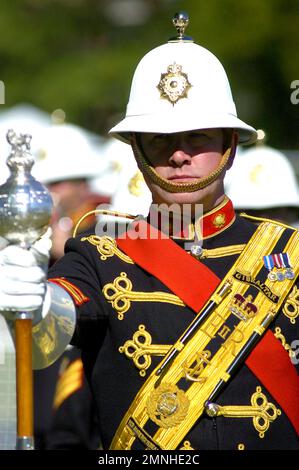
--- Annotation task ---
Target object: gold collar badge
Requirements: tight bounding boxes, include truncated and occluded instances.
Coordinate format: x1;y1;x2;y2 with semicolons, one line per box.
212;213;226;228
157;62;192;105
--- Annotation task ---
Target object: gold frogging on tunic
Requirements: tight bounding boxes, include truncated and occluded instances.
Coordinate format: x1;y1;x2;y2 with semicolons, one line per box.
283;285;299;324
179;440;194;450
274;327;296;359
102;272;185;320
206;386;281;438
119;325;170;376
81;235;134;264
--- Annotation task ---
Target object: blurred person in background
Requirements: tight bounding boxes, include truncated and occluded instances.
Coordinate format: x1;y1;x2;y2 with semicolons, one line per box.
34;122;111;261
92;138;152;237
225;131;299;226
44;344;103;450
33;122;110;449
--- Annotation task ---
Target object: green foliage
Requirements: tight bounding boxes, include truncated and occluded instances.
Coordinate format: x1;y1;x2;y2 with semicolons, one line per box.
0;0;298;147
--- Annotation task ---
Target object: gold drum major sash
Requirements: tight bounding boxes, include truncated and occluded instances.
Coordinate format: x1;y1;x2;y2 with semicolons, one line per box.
110;222;299;450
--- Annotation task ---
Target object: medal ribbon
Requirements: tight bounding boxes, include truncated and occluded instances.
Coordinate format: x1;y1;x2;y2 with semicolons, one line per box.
263;254;274;271
282;252;291;269
273;253;285;269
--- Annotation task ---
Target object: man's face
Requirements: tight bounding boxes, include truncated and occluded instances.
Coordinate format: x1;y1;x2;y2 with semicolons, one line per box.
137;129;232;212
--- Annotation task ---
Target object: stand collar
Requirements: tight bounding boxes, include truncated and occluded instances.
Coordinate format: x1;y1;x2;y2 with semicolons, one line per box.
146;196;236;241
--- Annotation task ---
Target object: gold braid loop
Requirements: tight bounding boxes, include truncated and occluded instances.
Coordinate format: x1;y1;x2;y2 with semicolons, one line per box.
72;209;137;238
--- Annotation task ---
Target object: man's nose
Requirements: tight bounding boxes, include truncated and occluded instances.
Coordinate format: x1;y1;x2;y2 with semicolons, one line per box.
169;150;191;167
168;138;192;167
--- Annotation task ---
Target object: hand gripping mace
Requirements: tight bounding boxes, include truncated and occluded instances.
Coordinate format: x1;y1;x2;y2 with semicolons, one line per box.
0;130;53;450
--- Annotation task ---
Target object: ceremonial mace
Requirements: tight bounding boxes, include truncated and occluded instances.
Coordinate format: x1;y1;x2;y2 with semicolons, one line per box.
0;130;53;450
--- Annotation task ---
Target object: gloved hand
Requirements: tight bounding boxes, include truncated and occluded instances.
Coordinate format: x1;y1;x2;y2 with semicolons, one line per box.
0;229;52;322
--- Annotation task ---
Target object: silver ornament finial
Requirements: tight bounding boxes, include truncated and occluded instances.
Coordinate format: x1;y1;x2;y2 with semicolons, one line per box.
7;129;32;152
168;12;193;43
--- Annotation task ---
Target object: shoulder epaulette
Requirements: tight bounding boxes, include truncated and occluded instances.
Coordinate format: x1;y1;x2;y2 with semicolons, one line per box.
240;212;298;232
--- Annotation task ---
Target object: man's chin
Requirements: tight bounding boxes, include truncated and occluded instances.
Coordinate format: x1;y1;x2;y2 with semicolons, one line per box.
153;191;206;207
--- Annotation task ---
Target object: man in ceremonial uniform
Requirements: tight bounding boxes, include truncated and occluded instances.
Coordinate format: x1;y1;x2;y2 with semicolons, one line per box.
0;13;298;450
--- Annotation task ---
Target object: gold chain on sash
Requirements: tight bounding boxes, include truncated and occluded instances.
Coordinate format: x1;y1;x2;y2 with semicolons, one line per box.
110;222;299;450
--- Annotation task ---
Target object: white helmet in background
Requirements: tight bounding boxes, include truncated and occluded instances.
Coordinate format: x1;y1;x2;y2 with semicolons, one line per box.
33;123;107;184
91;138;152;213
111;160;152;217
110;13;257;145
225;145;299;209
91;138;136;197
0;104;51;184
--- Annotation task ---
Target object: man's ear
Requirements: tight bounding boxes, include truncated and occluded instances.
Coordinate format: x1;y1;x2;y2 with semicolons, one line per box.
227;131;238;170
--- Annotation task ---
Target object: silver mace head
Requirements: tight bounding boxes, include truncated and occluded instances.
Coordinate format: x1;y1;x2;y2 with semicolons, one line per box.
0;129;53;247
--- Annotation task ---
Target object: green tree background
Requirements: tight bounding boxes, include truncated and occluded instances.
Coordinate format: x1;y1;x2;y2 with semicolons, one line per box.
0;0;298;149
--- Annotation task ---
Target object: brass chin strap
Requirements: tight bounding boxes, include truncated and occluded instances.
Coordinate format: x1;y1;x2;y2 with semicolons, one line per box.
131;134;232;193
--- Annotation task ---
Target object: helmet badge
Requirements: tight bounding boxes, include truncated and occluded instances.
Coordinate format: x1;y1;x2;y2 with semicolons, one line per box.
157;62;192;105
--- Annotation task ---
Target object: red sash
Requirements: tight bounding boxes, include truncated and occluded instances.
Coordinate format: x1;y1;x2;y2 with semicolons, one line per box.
117;220;299;435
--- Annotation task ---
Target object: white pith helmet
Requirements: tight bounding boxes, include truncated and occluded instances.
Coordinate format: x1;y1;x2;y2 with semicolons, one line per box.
33;123;107;185
109;12;257;145
225;144;299;209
